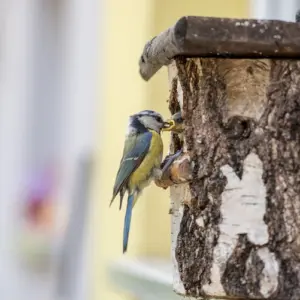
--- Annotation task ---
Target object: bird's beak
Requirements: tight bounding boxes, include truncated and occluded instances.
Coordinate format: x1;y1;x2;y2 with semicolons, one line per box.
162;120;176;132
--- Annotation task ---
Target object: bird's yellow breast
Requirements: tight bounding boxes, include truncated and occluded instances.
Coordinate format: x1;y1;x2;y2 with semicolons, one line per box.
129;130;163;191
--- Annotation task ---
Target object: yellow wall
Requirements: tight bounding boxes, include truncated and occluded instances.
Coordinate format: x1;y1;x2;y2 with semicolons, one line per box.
90;1;250;300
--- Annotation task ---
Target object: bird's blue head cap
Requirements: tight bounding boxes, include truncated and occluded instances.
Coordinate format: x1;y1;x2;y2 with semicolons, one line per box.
129;110;168;133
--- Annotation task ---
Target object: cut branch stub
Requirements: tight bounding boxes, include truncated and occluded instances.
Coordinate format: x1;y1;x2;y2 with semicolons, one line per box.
155;152;193;189
139;15;300;300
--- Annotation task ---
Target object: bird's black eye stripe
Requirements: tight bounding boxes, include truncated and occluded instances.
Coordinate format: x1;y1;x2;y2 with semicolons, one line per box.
155;115;163;123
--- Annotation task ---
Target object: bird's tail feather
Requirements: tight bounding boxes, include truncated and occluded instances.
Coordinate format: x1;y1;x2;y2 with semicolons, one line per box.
123;193;134;253
109;191;117;207
109;197;114;207
119;189;125;210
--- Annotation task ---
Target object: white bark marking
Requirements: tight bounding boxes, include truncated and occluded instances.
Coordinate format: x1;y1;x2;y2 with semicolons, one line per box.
220;153;268;245
196;217;204;227
171;184;188;295
257;247;279;298
203;153;269;296
168;63;187;295
221;59;270;122
177;80;183;110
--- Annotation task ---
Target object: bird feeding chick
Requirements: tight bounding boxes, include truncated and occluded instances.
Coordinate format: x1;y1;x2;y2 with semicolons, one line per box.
110;110;172;253
159;111;185;175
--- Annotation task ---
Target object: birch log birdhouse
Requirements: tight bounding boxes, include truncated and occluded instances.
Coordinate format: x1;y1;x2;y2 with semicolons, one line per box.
139;16;300;300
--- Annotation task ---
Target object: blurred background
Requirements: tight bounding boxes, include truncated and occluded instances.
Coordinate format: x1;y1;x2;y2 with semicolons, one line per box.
0;0;299;299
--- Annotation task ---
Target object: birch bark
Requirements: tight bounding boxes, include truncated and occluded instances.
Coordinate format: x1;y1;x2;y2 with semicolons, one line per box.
168;57;300;300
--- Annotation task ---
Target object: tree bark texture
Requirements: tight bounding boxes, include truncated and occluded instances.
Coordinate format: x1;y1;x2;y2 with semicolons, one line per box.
168;57;300;300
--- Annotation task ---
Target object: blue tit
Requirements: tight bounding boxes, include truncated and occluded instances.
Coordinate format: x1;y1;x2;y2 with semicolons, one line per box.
160;111;185;173
110;110;169;253
163;111;184;134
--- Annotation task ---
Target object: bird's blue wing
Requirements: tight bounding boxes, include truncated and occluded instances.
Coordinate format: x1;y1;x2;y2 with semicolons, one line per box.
110;131;152;207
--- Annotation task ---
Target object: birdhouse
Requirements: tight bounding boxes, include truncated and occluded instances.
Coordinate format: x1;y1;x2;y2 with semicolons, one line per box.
139;15;300;300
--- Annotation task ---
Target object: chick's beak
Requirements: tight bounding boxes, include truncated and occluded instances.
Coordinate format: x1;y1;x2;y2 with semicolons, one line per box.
162;120;176;132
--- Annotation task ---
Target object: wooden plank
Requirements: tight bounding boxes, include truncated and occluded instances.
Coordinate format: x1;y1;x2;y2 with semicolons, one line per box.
139;16;300;81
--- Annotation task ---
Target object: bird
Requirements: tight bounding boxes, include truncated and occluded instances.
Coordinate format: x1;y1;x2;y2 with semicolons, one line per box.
110;110;170;253
160;111;185;174
163;111;184;134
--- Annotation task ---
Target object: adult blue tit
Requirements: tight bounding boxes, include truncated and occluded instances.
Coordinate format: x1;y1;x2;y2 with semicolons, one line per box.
110;110;169;253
